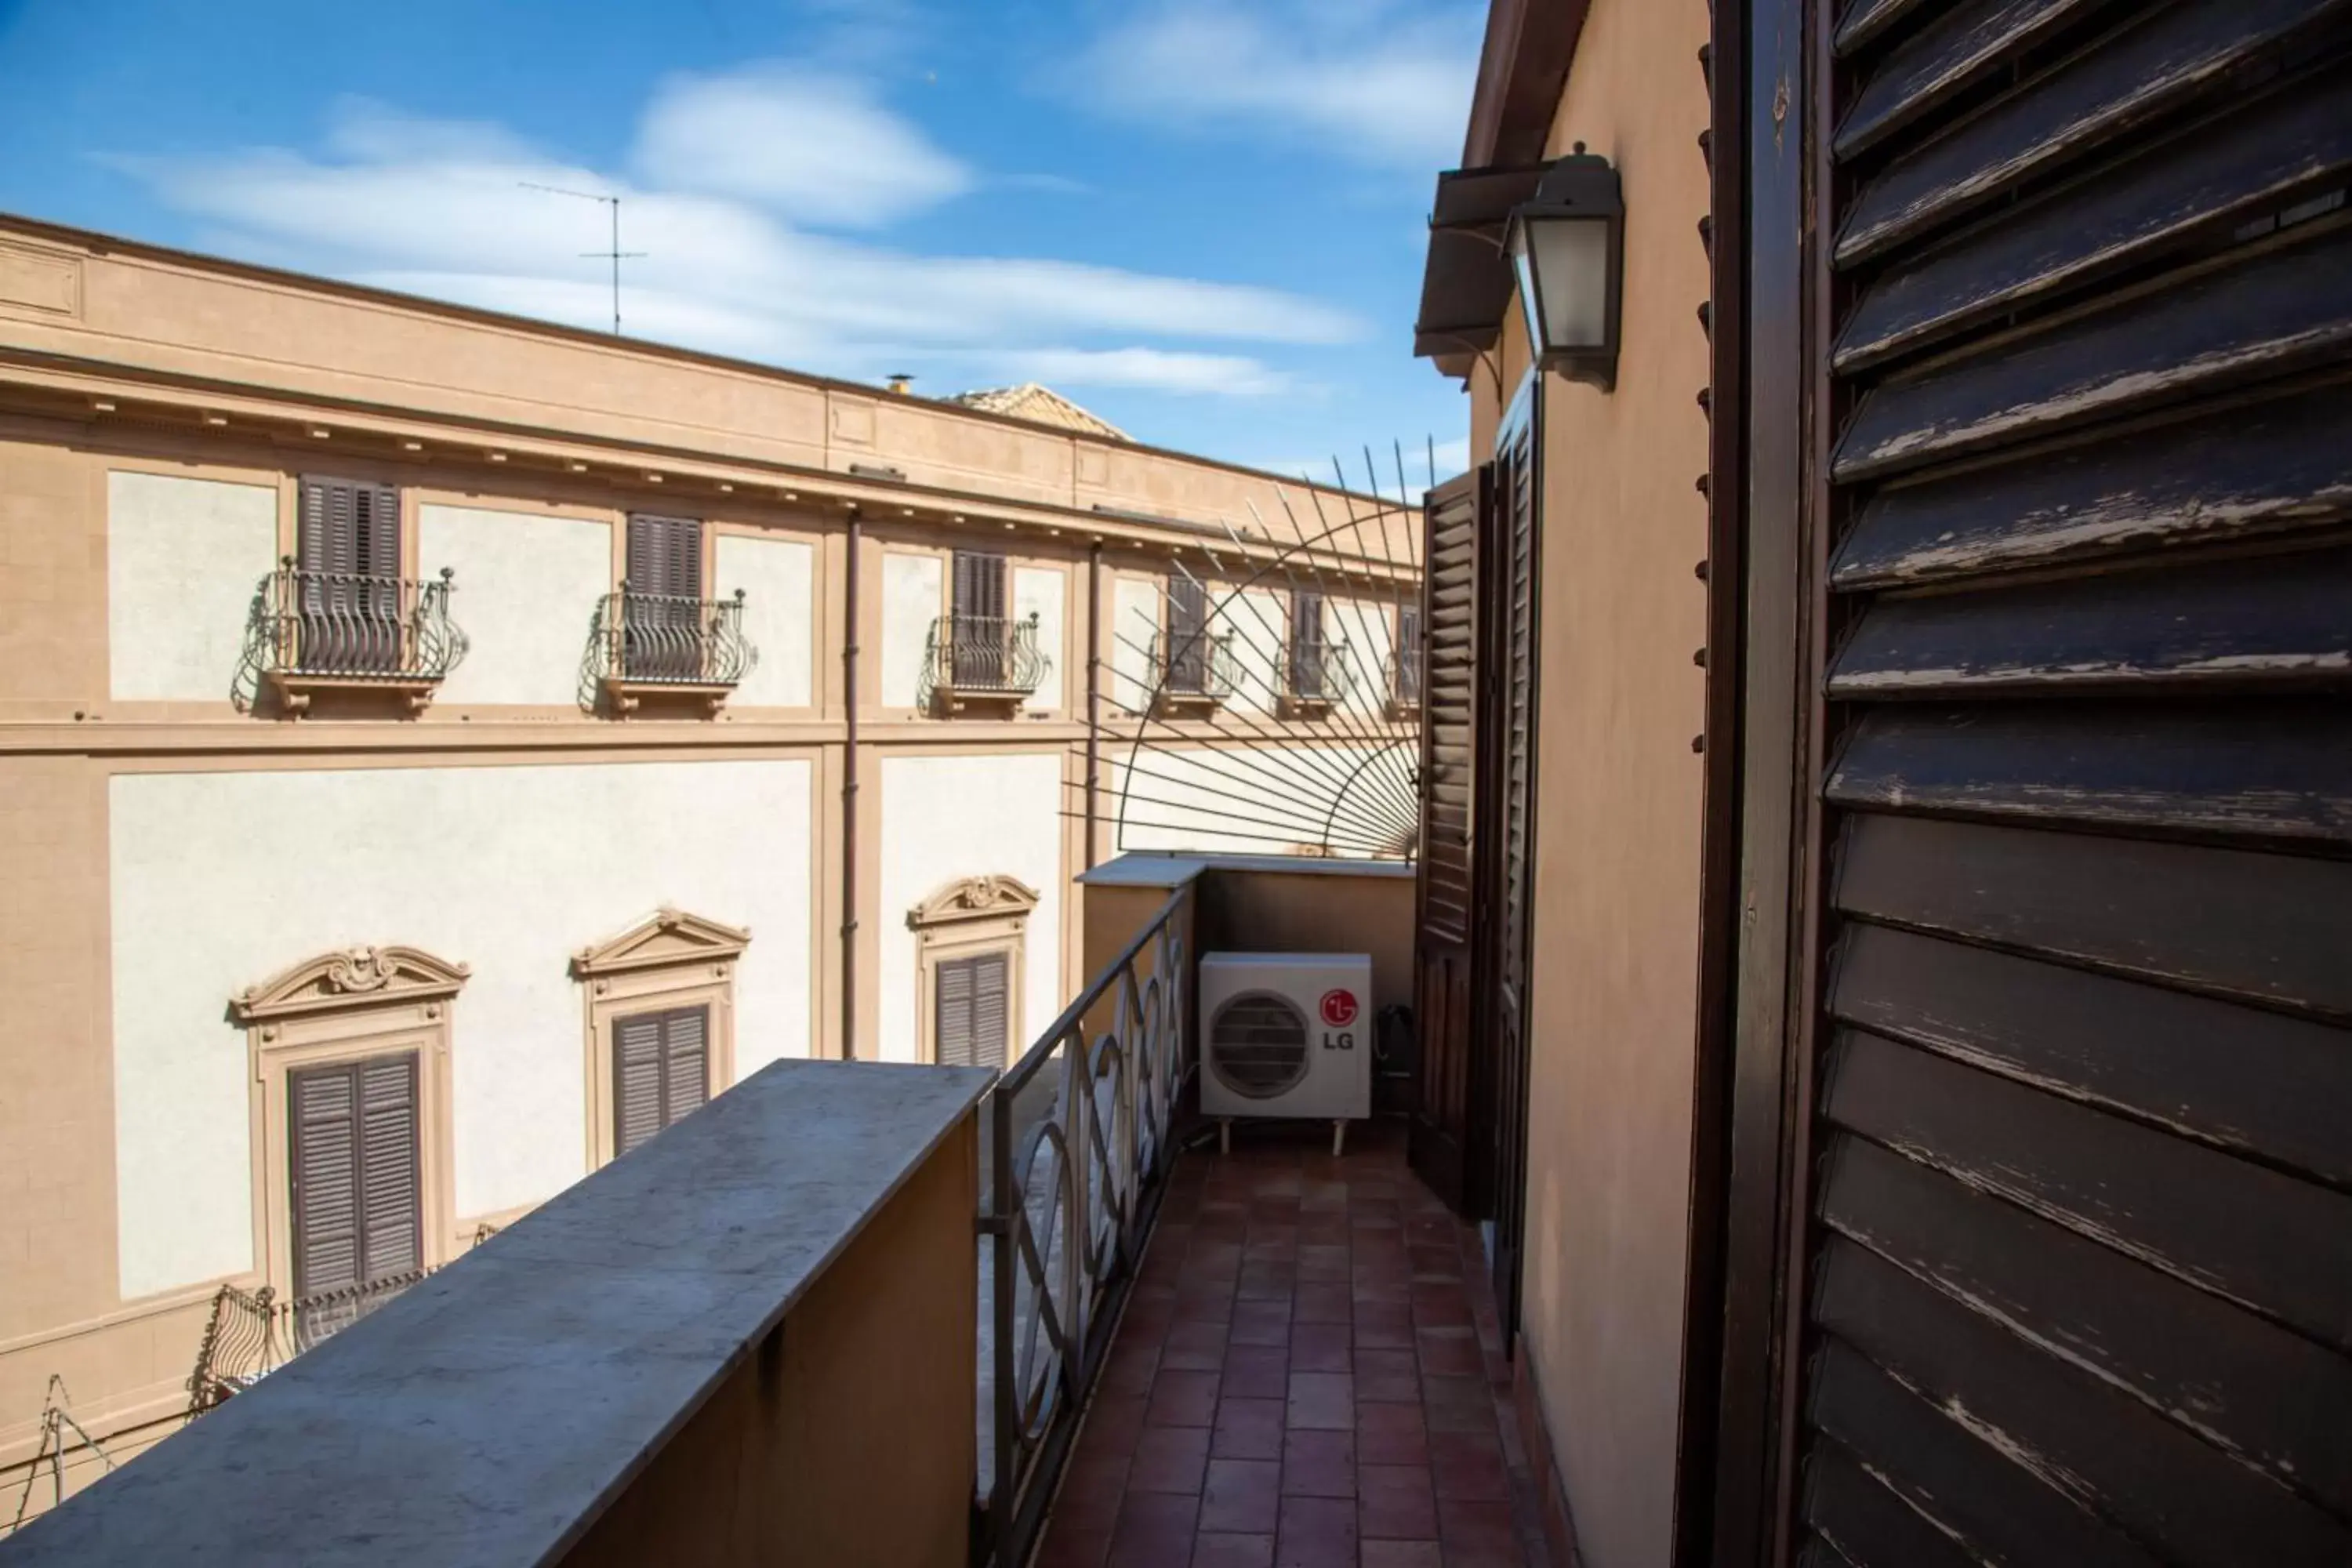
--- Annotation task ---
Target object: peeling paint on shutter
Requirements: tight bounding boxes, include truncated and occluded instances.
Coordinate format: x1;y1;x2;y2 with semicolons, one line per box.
1790;6;2352;1563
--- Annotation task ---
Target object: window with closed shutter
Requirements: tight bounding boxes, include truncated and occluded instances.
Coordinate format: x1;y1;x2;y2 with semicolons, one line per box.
622;515;706;681
1290;589;1327;698
1167;575;1210;692
612;1005;710;1156
935;952;1011;1069
951;550;1010;687
296;476;403;672
289;1051;421;1299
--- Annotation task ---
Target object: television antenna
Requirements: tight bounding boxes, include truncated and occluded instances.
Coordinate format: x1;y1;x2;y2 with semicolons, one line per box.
517;182;646;336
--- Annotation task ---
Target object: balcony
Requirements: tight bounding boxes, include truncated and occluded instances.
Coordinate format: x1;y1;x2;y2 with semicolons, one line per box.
1384;647;1423;723
184;1270;434;1416
1278;640;1354;720
590;584;757;717
245;561;468;715
924;612;1051;716
11;856;1544;1567
1149;630;1240;717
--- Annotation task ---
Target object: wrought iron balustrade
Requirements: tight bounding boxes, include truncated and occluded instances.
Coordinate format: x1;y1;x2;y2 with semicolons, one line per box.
924;612;1050;706
595;585;756;688
246;561;467;695
1281;637;1355;708
184;1269;434;1420
1385;644;1425;713
1149;629;1240;706
985;882;1193;1564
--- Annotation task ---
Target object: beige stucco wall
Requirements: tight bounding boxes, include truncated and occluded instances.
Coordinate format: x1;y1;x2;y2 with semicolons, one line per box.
0;220;1422;1525
1505;2;1715;1565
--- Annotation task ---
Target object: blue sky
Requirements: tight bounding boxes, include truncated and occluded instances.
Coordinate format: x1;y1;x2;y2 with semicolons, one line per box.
0;0;1477;487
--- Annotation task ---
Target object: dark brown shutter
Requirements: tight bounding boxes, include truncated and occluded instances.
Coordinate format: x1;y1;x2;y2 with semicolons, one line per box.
952;550;1007;619
296;477;402;670
1290;590;1326;696
1167;575;1209;691
935;957;977;1067
1778;9;2352;1564
297;476;400;580
626;514;704;599
1484;396;1540;1338
290;1051;419;1297
614;1011;666;1155
1410;469;1483;1212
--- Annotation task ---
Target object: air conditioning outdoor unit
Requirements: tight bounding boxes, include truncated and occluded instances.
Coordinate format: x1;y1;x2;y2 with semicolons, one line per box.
1198;952;1373;1154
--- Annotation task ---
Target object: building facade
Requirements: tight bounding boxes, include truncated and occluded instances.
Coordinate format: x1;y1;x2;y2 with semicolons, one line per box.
0;215;1417;1516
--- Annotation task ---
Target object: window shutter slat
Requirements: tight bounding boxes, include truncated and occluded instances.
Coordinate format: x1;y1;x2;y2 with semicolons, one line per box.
664;1007;709;1122
973;953;1010;1069
615;1013;666;1154
936;957;976;1067
290;1063;360;1298
358;1055;421;1278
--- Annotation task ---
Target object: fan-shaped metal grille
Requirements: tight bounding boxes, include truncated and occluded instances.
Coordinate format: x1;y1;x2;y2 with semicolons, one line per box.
1207;992;1310;1099
1083;448;1435;862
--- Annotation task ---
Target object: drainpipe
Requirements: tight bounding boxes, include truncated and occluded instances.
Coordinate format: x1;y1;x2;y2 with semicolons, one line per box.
840;505;862;1060
1085;539;1103;869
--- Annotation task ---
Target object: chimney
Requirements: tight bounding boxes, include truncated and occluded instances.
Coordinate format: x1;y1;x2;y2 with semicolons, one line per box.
887;373;914;395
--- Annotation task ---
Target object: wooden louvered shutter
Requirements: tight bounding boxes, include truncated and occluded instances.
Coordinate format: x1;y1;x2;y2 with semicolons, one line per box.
626;514;703;599
1776;5;2352;1565
1290;590;1326;697
296;477;401;670
613;1011;666;1156
290;1051;419;1297
290;1062;360;1298
935;957;977;1067
1167;575;1209;691
1484;397;1540;1338
1409;469;1483;1212
952;552;1008;684
663;1007;709;1123
971;953;1009;1069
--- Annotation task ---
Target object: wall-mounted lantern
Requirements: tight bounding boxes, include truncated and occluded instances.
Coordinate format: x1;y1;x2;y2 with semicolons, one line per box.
1505;143;1624;390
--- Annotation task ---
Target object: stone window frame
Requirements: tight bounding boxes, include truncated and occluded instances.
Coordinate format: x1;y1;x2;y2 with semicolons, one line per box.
230;946;466;1298
572;908;749;1170
908;875;1040;1065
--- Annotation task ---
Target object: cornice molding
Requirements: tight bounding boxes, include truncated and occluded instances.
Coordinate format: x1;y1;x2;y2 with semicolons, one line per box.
231;945;471;1022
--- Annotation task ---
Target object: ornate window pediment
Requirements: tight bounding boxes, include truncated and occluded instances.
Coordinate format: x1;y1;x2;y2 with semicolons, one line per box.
231;946;471;1024
572;907;752;980
906;875;1042;932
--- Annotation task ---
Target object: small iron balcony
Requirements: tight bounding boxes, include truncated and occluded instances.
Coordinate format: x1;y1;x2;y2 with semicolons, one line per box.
593;585;757;717
1150;629;1240;714
1385;644;1424;720
186;1269;434;1419
249;561;467;715
923;612;1050;714
1278;637;1353;717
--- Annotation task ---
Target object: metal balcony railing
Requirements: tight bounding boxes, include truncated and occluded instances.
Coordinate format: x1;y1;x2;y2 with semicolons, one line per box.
1150;629;1239;706
985;881;1193;1564
249;561;467;684
1280;637;1354;708
184;1269;434;1420
595;585;756;688
923;612;1049;706
1385;644;1425;713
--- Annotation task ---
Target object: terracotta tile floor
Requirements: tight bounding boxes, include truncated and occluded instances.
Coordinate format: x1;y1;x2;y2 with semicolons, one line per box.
1033;1123;1552;1568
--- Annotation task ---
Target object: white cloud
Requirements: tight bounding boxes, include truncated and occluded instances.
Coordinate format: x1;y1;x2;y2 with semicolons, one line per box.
633;64;971;228
996;347;1293;397
1071;1;1482;170
117;89;1368;397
